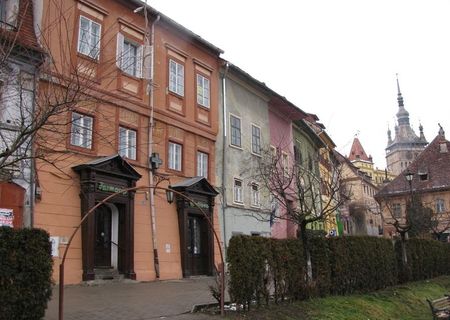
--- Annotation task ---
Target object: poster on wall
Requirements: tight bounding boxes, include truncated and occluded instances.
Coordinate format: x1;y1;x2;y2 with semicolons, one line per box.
0;208;14;227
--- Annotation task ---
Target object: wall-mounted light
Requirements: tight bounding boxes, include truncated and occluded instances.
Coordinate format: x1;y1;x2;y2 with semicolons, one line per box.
166;187;174;204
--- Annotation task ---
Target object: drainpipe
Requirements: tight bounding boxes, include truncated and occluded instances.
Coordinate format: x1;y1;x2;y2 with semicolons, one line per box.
146;11;161;278
221;62;229;256
29;68;39;228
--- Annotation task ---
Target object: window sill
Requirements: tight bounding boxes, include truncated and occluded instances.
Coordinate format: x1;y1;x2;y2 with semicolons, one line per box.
229;144;243;151
168;90;184;100
77;52;100;64
197;104;210;111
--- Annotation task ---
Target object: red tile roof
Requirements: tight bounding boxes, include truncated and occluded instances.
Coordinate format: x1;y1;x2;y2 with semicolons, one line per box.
348;137;372;162
376;131;450;198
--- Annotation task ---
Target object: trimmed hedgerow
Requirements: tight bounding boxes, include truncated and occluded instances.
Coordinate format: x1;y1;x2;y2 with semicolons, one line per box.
0;227;53;320
328;236;397;295
227;235;450;309
397;238;450;283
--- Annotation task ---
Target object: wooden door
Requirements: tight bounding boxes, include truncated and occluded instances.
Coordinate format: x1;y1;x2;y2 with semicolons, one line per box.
94;205;112;267
186;214;209;275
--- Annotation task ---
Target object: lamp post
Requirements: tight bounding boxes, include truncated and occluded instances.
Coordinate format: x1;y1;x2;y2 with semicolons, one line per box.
58;185;225;320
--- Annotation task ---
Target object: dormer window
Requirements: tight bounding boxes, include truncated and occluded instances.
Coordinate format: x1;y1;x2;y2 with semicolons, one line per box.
418;171;428;181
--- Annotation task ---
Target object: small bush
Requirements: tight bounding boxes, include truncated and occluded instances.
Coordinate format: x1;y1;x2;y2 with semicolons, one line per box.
0;227;53;320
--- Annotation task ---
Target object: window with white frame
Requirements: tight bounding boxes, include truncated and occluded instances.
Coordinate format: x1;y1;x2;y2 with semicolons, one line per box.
169;59;184;96
196;74;210;108
116;33;143;77
436;199;445;213
230;115;241;147
71;112;93;149
251;124;261;155
118;127;137;160
78;16;101;60
197;151;208;178
233;179;243;204
168;142;182;171
251;183;260;207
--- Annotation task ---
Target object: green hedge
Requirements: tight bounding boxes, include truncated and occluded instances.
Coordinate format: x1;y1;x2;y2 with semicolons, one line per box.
396;238;450;283
227;235;449;307
0;227;53;320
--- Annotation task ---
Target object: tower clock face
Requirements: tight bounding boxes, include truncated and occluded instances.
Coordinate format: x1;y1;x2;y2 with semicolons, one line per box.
406;151;413;160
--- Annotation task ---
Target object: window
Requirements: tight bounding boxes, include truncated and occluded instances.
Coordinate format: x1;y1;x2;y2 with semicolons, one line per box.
233;179;243;203
196;74;210;108
71;112;93;149
118;127;136;160
230;115;241;147
251;125;261;155
282;152;289;175
116;34;143;77
78;16;101;60
169;59;184;96
294;142;302;165
392;203;402;218
168;142;182;171
251;183;260;207
197;151;208;178
436;199;445;213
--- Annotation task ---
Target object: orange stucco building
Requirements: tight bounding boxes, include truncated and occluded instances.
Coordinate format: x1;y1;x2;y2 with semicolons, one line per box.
33;0;223;284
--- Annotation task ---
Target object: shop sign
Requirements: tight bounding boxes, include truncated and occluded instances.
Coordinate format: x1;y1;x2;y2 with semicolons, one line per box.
97;182;127;194
188;200;209;210
0;208;14;227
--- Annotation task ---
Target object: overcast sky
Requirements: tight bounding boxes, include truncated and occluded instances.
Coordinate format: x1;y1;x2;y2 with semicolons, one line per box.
149;0;450;169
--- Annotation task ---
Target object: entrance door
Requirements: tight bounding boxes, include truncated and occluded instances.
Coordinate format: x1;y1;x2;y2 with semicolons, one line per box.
186;215;209;275
94;205;112;267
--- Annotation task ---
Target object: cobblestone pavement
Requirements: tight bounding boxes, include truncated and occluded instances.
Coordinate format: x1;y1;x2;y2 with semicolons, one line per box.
45;277;220;320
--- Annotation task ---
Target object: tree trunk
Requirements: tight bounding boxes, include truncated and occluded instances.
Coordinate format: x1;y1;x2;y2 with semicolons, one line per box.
400;231;408;265
300;222;312;283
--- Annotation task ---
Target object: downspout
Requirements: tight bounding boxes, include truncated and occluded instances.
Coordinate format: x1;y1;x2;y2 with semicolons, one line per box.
29;68;39;228
221;62;229;256
147;12;161;278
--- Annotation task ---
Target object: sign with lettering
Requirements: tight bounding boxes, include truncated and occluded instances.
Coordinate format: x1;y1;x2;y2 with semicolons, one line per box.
97;182;127;194
188;200;209;210
0;208;13;227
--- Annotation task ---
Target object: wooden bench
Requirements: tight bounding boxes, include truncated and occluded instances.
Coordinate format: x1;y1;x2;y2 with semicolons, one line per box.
427;295;450;320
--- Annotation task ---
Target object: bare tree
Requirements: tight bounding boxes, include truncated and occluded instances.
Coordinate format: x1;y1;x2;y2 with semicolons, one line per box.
256;146;346;281
376;194;433;265
0;0;142;182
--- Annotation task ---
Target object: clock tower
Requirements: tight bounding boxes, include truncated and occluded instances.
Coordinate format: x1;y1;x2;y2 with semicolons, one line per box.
385;75;428;176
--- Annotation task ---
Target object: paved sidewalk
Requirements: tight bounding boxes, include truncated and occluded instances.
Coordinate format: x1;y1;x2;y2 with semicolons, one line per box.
45;277;220;320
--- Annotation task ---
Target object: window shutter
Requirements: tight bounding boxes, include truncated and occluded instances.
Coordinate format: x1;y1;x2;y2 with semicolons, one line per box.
135;44;143;78
116;33;124;69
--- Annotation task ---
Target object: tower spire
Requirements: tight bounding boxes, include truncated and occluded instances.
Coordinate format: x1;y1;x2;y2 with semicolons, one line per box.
396;73;404;107
395;73;409;125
